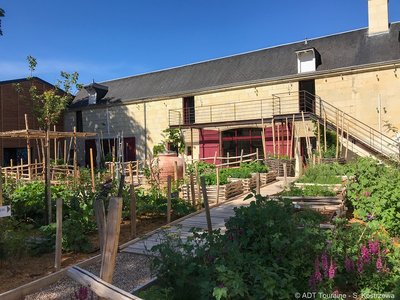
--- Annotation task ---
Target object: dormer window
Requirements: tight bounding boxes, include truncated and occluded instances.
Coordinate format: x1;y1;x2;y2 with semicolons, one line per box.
83;82;109;105
296;48;320;73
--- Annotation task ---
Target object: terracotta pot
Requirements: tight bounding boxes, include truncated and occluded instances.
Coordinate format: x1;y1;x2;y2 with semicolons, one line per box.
158;152;184;182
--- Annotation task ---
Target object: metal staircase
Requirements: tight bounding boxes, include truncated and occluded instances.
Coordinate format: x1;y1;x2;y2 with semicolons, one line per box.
168;91;400;160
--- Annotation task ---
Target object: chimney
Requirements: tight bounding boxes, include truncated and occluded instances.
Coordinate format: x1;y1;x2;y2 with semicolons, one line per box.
368;0;389;35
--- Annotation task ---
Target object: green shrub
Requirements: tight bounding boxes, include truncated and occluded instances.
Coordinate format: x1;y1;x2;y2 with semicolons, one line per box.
345;157;400;236
151;197;327;299
297;163;344;184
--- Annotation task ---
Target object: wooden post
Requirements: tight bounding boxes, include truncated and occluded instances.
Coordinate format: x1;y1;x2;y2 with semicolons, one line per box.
54;125;57;162
24;114;32;180
317;120;321;158
286;117;289;157
63;139;67;165
73;126;78;181
219;129;222;158
200;176;212;235
290;115;295;159
240;149;244;164
324;111;327;152
195;163;201;206
256;148;259;161
136;161;139;184
190;173;196;206
40;138;45;165
345;121;349;160
272;120;276;156
256;172;260;194
277;123;281;158
283;162;288;186
36;139;41;164
173;161;178;183
34;159;38;179
216;167;220;204
261;125;267;159
213;151;217;165
100;197;123;284
45;127;52;224
130;184;137;239
227;152;230;167
167;175;172;223
55;198;62;271
190;127;194;164
340;112;345;157
336;111;339;159
128;162;133;185
90;148;95;193
94;198;106;254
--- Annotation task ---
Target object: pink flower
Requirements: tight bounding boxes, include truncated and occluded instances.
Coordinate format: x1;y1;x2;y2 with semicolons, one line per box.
364;191;370;197
314;257;322;283
368;240;380;255
376;255;383;272
328;260;337;279
345;256;354;272
321;252;329;278
361;245;370;263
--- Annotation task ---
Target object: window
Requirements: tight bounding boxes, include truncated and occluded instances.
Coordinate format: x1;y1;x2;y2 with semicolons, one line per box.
76;111;83;132
296;48;320;73
183;96;195;124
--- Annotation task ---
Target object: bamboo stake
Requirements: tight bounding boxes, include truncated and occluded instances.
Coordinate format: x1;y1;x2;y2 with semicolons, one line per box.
261;125;267;159
336;111;339;159
130;184;137;239
317;120;321;161
290;115;295;159
340;112;345;157
240;149;244;164
167;175;172;223
73;127;78;180
190;173;196;206
195;163;201;206
277;123;281;158
24;114;32;180
190;127;194;164
200;176;212;235
55;199;62;271
36;139;41;164
63;139;67;165
54;125;57;162
283;162;288;186
213;151;217;165
34;159;38;179
256;173;260;194
256;148;259;161
345;121;349;160
90;148;95;192
136;161;139;183
216;167;220;204
286;117;289;157
128;162;133;185
324;111;327;152
227;152;230;167
272;119;276;156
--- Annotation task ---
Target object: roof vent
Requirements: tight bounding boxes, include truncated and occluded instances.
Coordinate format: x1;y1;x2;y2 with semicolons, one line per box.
83;82;108;105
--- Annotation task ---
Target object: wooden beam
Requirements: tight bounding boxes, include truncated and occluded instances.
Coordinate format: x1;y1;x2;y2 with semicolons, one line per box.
190;173;196;207
100;197;123;283
67;266;141;300
73;127;77;181
216;167;220;204
272;119;276;156
290;115;295;159
24;114;32;180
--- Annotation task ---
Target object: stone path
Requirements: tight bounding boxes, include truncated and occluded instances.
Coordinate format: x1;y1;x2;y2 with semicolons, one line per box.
122;178;291;255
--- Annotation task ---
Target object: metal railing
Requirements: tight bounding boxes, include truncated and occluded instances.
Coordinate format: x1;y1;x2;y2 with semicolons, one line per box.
168;91;399;159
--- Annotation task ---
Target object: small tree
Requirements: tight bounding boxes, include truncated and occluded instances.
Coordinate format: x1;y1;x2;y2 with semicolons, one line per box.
26;56;81;224
0;8;4;36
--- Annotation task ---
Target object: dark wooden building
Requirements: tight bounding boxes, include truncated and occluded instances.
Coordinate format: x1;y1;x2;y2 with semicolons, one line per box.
0;77;59;166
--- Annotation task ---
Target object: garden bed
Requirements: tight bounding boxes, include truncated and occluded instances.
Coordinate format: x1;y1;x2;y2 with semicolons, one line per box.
182;180;243;203
265;158;295;176
228;175;256;192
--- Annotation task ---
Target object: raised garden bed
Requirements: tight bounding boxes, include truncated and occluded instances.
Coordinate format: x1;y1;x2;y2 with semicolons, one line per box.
228;175;256;192
265;158;295;177
182;180;243;203
259;171;277;185
294;182;344;193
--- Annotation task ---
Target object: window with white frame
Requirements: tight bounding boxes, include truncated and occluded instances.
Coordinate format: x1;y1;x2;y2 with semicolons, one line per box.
296;49;317;73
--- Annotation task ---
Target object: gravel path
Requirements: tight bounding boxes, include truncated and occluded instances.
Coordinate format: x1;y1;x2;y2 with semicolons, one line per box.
25;253;152;300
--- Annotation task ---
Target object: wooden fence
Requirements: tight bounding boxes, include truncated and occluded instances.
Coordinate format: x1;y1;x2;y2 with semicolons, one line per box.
105;161;141;184
1;163;75;182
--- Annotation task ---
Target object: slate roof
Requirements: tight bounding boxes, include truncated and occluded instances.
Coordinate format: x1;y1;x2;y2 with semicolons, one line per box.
71;22;400;109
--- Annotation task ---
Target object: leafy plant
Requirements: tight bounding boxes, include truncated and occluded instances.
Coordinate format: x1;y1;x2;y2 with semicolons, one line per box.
297;163;344;184
150;197;327;299
280;185;336;197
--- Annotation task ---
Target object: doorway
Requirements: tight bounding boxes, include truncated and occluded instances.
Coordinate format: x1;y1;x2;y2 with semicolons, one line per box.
299;80;315;113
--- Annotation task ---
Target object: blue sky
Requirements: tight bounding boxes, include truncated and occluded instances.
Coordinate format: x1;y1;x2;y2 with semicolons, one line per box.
1;0;400;87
